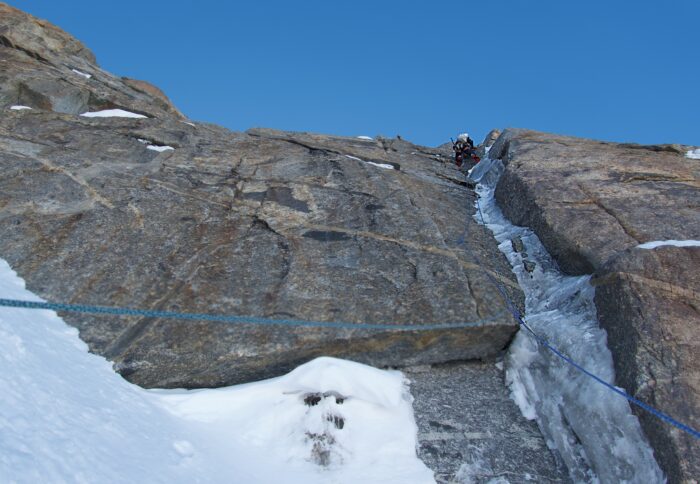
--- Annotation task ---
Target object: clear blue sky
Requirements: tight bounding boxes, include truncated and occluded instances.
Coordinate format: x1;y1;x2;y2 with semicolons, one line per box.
13;0;700;147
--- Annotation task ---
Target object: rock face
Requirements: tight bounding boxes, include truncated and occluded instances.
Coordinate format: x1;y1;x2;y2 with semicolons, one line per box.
0;4;522;389
490;128;699;482
407;361;570;483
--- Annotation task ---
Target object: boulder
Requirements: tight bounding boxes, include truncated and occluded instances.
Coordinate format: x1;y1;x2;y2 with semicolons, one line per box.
490;128;700;482
0;7;522;388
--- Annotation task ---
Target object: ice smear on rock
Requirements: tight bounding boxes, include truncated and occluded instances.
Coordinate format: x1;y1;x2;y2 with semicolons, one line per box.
0;256;432;484
471;157;664;483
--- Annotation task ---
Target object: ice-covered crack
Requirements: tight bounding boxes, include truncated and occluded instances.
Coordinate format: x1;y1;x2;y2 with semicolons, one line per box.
470;157;664;483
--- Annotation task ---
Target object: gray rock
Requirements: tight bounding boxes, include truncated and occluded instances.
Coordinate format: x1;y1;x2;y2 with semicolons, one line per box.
490;128;700;482
407;360;570;483
476;129;501;159
482;129;501;148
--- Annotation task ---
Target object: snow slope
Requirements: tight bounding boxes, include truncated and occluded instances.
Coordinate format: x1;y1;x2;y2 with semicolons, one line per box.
0;259;433;483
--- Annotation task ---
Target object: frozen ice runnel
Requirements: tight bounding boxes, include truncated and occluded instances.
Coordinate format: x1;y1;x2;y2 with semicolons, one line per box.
472;158;664;483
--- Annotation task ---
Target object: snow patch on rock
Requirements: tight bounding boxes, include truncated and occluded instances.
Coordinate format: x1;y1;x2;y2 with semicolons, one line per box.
686;148;700;160
147;145;174;152
10;105;32;110
71;68;92;79
637;239;700;249
80;109;147;118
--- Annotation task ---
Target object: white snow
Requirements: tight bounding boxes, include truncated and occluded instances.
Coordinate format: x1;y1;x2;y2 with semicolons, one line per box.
182;121;197;127
366;161;395;170
10;105;32;110
686;148;700;160
357;136;373;140
344;154;394;170
0;258;432;483
472;157;664;483
147;145;175;152
637;239;700;249
71;68;92;79
80;109;147;118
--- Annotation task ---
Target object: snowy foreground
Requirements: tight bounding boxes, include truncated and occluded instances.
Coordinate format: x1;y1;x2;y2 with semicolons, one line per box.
0;259;433;483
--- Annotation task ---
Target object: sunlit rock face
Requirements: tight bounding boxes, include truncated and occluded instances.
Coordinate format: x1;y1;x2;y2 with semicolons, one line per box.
0;4;521;389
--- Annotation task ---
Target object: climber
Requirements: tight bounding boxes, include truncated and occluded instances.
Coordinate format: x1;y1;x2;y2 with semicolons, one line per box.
453;133;476;167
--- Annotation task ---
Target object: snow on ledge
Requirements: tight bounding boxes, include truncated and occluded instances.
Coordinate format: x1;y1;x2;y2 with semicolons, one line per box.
637;240;700;249
80;109;147;119
357;136;373;141
0;257;430;483
10;105;32;110
138;138;174;152
147;145;174;152
71;68;92;79
686;149;700;160
366;161;395;170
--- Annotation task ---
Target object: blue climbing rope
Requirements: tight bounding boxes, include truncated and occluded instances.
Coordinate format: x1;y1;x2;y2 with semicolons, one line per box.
467;168;700;441
0;298;508;332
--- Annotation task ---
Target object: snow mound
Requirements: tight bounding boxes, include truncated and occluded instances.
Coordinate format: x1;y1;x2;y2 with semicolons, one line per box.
686;148;700;160
0;258;432;483
80;109;147;118
10;105;32;110
637;239;700;249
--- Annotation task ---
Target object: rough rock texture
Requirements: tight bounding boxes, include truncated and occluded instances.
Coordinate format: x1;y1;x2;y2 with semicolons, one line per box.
490;128;699;482
407;360;570;483
0;4;522;390
476;129;500;159
0;3;182;118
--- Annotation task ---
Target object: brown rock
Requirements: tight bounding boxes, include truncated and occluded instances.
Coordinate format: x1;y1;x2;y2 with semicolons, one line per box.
0;6;523;389
594;246;700;483
122;77;184;118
